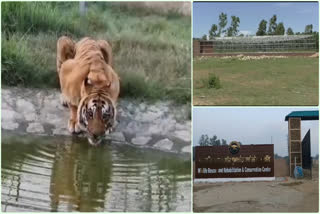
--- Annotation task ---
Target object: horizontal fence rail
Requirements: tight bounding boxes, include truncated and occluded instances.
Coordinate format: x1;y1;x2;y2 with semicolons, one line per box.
193;36;317;56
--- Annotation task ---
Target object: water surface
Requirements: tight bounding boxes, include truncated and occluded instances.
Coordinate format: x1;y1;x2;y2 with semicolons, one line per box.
1;134;191;212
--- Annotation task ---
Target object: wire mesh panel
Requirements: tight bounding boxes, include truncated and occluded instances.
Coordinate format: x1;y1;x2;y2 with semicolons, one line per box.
197;35;317;54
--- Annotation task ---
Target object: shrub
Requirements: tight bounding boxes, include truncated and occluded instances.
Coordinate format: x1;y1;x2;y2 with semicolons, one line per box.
203;73;222;89
1;33;58;87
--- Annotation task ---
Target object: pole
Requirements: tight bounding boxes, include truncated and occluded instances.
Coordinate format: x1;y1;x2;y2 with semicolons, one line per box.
79;2;87;16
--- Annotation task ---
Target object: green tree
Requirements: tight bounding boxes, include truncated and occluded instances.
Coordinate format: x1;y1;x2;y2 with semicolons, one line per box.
209;135;218;146
209;24;218;39
268;15;277;35
227;27;232;37
199;134;210;146
275;22;285;35
218;12;228;36
222;139;227;145
286;27;294;35
304;24;313;34
226;16;240;37
201;34;207;40
256;19;267;36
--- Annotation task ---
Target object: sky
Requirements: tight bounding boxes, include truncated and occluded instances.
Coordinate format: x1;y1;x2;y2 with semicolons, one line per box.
193;2;319;38
193;108;319;156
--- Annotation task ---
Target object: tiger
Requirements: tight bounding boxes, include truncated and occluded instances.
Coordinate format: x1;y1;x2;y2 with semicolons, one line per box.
56;36;120;145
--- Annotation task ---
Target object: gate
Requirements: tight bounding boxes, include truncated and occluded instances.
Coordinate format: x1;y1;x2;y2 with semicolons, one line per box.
302;129;312;169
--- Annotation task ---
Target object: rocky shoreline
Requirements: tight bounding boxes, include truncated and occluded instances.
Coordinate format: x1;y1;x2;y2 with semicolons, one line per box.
2;87;191;154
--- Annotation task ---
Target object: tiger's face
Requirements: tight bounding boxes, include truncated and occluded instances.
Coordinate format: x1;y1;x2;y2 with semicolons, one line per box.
77;93;116;145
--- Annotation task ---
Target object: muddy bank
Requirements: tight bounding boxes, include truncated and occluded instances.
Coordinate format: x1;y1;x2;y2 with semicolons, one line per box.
1;87;191;154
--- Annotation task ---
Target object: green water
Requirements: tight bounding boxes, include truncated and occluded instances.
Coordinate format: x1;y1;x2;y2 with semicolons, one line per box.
1;134;191;212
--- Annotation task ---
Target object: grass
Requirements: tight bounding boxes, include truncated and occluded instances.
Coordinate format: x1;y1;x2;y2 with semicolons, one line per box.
1;2;191;104
193;57;319;106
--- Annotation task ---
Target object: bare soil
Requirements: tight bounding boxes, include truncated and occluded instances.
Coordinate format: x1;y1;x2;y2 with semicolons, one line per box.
193;166;319;212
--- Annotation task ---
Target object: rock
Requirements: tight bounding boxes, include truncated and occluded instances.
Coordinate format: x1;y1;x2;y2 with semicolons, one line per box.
153;138;173;150
52;127;70;136
2;89;11;97
181;145;191;153
25;113;38;121
135;110;162;122
2;121;19;130
131;136;152;145
16;99;35;114
174;130;191;142
27;122;45;133
139;103;146;111
110;132;126;142
1;109;23;122
125;121;142;134
1;87;192;154
175;123;186;130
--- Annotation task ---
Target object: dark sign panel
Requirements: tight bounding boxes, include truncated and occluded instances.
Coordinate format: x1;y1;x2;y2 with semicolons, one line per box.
195;144;274;178
302;129;311;169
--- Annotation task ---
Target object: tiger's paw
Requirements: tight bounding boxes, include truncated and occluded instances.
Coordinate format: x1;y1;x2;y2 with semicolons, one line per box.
68;119;81;134
60;95;69;108
74;123;81;134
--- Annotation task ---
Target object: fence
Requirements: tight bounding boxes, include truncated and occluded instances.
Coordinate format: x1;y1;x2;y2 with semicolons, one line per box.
193;35;317;56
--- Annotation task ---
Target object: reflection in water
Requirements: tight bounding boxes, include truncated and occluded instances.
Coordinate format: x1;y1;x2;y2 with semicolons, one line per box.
1;134;191;212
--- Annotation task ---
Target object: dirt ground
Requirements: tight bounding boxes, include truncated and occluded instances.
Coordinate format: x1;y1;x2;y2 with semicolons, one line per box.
193;166;319;212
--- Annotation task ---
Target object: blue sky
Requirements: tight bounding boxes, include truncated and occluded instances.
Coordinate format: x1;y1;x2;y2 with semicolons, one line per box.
193;2;319;38
193;108;319;156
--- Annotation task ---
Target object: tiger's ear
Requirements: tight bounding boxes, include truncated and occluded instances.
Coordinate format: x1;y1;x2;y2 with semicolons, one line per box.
97;40;113;68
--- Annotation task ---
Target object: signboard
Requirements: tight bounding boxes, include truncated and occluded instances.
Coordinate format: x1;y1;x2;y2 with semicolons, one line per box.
195;144;274;178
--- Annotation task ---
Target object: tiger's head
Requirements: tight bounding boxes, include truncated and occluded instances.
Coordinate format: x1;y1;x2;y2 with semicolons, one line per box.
77;89;116;146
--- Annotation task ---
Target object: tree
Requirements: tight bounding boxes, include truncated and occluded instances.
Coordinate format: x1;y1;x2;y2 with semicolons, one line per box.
274;153;283;159
286;27;294;35
201;34;207;40
209;135;218;146
238;33;244;37
268;15;277;35
227;27;233;37
256;19;267;36
222;139;227;145
304;24;313;34
226;16;240;37
209;135;222;146
199;134;210;146
218;12;228;36
209;24;218;39
275;22;285;35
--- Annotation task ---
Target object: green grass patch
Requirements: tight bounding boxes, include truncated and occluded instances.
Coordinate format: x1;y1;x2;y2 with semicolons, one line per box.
1;2;191;104
193;57;319;105
197;73;222;89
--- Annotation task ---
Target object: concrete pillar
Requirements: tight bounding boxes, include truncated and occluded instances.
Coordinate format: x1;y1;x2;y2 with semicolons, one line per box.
288;117;302;176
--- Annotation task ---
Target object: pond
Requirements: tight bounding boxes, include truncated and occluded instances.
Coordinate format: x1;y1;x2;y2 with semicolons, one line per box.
1;133;191;212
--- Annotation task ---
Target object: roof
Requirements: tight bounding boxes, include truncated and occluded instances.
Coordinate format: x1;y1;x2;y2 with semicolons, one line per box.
285;111;319;121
